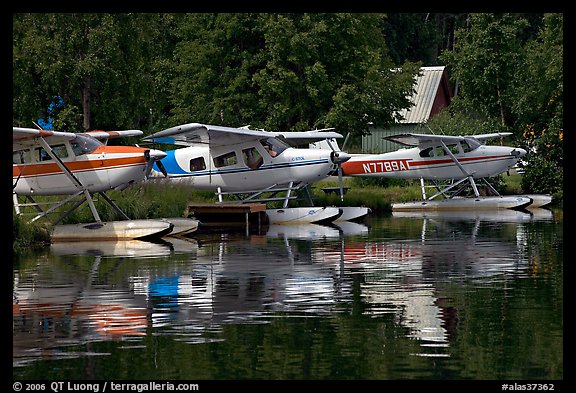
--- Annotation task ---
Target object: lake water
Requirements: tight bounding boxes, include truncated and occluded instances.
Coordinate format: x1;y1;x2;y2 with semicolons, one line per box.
13;207;563;382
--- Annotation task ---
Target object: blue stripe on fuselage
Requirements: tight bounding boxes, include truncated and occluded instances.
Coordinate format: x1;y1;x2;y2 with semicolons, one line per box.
154;152;330;177
153;150;189;175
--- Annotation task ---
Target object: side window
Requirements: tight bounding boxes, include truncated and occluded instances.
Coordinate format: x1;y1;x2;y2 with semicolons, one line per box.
71;135;101;156
433;146;445;157
37;147;51;161
419;147;433;158
37;144;68;161
213;151;238;168
189;157;206;172
243;147;263;169
447;144;460;155
260;137;287;158
53;144;69;159
13;149;31;164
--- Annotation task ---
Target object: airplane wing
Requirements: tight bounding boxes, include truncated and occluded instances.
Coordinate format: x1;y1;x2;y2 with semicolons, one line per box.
468;132;513;142
142;123;343;147
13;127;78;150
383;132;513;147
383;133;466;147
13;127;144;151
85;130;143;140
276;128;344;147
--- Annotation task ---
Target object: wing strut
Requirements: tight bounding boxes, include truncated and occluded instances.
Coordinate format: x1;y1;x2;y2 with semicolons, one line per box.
36;136;102;222
439;140;480;198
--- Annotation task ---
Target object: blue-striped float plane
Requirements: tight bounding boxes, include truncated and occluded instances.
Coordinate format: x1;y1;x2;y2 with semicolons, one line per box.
141;123;370;224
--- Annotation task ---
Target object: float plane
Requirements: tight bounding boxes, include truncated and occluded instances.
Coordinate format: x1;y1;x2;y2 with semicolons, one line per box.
318;132;539;210
12;126;190;240
141;122;369;223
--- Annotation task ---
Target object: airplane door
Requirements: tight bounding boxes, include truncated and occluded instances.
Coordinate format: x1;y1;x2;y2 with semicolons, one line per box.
33;144;84;193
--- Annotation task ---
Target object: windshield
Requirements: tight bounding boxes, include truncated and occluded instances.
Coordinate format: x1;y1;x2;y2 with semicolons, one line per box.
71;134;102;156
261;137;288;157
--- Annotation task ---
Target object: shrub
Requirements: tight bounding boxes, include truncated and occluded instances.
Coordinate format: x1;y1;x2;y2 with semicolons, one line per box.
520;155;563;194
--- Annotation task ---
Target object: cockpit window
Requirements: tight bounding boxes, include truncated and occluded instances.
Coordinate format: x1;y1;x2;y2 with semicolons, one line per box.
261;137;288;157
71;134;102;156
461;141;473;153
419;147;433;158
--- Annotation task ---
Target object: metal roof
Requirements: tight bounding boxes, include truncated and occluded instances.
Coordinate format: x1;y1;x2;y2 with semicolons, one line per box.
397;66;446;124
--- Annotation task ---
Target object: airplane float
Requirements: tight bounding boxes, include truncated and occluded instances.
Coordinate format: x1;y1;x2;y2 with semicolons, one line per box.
141;122;369;224
12;126;196;240
317;132;543;210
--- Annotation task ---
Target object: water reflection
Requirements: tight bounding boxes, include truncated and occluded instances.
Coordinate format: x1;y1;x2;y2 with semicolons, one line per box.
13;208;561;379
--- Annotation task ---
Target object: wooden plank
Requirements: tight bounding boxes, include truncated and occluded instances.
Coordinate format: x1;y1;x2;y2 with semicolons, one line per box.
185;203;266;215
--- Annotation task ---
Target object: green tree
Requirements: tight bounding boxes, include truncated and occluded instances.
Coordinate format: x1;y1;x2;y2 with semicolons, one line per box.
511;14;563;158
169;13;264;127
168;13;420;137
13;13;178;131
382;13;455;65
439;13;562;195
440;13;530;129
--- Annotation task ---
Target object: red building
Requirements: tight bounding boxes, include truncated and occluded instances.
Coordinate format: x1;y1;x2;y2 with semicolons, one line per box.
363;66;453;153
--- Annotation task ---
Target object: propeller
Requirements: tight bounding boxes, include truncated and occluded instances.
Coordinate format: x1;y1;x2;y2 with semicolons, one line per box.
326;138;351;202
144;148;168;179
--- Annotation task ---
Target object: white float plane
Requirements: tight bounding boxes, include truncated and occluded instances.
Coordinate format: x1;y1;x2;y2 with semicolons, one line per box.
142;122;359;224
12;126;184;239
322;132;535;210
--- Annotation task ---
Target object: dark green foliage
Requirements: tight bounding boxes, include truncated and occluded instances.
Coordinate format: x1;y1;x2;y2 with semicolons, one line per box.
521;155;563;194
439;13;563;195
13;214;52;255
351;176;408;188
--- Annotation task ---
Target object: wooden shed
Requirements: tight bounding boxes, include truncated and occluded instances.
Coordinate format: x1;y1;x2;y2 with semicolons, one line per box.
362;66;453;153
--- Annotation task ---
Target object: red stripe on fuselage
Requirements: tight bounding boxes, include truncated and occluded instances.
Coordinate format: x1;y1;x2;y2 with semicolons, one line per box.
341;155;512;175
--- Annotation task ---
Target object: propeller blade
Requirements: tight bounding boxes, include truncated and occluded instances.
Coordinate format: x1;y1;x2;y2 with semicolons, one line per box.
143;148;167;179
338;164;344;202
156;159;168;177
144;159;155;179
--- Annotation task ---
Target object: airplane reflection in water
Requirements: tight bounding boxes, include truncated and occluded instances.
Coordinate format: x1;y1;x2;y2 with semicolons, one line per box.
13;208;553;365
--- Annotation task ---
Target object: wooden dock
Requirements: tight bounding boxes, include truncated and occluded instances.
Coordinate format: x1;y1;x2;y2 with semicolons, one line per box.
184;203;268;233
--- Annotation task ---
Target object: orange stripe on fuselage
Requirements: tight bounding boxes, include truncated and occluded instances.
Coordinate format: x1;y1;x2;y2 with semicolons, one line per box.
12;146;148;177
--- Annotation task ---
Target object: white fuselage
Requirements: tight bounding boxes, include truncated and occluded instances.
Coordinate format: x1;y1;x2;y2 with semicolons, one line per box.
13;143;154;196
151;141;339;192
341;144;526;180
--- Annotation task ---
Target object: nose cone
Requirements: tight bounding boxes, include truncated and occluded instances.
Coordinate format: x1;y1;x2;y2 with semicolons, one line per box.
511;147;527;158
145;148;167;161
331;150;351;164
